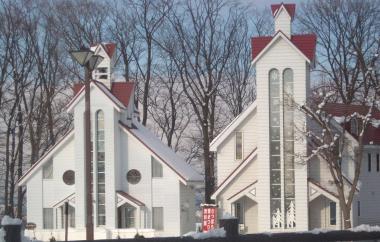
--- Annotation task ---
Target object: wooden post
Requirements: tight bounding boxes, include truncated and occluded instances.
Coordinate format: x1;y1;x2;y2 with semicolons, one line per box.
65;202;69;241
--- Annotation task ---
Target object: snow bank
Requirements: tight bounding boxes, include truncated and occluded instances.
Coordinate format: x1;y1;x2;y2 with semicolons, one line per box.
1;216;22;226
183;228;226;239
220;212;236;219
351;224;380;232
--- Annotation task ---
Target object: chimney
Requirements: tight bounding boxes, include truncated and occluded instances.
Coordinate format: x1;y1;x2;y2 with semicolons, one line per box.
271;3;295;38
90;43;116;89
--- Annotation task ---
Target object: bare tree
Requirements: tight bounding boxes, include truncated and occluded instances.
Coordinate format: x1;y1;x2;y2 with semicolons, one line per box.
298;0;380;228
157;0;241;203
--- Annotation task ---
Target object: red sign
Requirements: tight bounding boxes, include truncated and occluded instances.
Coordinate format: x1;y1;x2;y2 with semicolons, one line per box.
202;206;217;232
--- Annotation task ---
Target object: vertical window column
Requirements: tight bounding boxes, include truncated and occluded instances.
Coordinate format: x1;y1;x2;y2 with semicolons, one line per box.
96;110;106;226
283;69;295;228
269;69;282;229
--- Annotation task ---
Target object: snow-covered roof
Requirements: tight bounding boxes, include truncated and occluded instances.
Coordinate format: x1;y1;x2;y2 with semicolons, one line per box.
210;101;257;151
119;121;203;184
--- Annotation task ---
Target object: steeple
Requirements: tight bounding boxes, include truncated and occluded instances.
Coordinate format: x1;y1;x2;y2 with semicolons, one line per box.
271;3;295;38
90;43;117;89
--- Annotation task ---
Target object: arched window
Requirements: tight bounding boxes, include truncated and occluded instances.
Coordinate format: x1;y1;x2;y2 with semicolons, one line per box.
96;110;106;226
283;68;295;228
269;69;281;228
351;117;358;136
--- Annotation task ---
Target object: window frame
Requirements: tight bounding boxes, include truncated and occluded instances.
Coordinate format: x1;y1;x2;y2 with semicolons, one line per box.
368;153;372;172
329;202;336;225
152;207;164;231
235;131;243;161
350;118;358;136
151;156;163;178
43;208;54;229
43;159;54;179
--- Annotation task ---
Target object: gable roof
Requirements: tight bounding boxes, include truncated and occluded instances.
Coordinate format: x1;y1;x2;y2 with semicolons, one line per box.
324;103;380;145
68;81;134;112
271;3;296;20
251;32;317;63
119;121;203;184
211;101;257;151
117;191;145;207
90;42;117;58
211;147;257;199
17;130;75;186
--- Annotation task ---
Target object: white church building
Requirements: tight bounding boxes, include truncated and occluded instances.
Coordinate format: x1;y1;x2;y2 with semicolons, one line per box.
18;43;202;241
211;3;380;233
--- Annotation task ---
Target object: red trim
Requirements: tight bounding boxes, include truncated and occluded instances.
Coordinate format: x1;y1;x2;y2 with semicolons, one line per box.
119;121;189;182
212;147;258;197
117;191;145;206
308;178;338;198
17;129;74;185
227;180;258;201
271;3;296;20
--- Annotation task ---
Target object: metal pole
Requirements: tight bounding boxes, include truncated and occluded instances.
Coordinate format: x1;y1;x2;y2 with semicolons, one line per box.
64;202;69;241
85;68;94;240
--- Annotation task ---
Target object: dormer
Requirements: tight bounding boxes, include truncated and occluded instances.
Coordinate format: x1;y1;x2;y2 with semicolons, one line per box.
90;43;117;89
271;3;295;38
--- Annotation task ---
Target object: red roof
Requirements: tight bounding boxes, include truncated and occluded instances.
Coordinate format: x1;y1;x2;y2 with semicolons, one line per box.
103;43;116;58
324;103;380;145
72;81;134;107
271;3;296;20
251;33;317;61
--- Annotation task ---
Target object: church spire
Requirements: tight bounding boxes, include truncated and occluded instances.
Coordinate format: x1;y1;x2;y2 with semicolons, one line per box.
90;43;117;89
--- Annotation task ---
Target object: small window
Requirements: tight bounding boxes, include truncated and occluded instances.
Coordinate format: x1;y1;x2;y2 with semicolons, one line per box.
43;160;53;179
330;202;336;225
97;67;107;73
357;201;361;216
368;153;372;172
152;157;163;178
377;154;379;172
43;208;54;229
351;118;358;136
235;132;243;160
152;207;164;230
125;205;136;228
99;75;108;79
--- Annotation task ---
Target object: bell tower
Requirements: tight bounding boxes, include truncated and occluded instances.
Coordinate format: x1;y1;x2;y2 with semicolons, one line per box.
271;3;295;38
90;43;117;89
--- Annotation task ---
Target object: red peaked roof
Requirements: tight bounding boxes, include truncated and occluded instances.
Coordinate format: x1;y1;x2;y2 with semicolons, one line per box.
251;33;317;62
324;103;380;145
72;81;134;107
103;43;116;58
271;3;296;20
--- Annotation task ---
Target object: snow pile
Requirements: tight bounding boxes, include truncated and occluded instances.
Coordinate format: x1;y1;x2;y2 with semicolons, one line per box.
333;116;346;124
1;216;22;226
0;229;5;242
183;228;226;239
351;224;380;232
309;228;331;234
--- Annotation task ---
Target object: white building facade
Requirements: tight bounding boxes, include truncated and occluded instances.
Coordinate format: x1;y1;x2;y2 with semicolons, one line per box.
18;43;202;241
210;3;380;233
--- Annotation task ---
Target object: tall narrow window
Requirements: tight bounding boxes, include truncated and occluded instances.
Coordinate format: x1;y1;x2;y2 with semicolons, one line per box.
351;118;358;136
269;69;281;229
96;110;106;226
357;201;361;216
152;207;164;230
235;132;243;160
125;205;136;228
43;159;53;179
152;156;163;178
368;153;372;172
330;202;336;225
283;68;295;228
43;208;54;229
377;154;379;172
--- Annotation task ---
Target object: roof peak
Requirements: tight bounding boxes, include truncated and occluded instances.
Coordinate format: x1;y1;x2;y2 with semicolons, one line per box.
271;3;296;20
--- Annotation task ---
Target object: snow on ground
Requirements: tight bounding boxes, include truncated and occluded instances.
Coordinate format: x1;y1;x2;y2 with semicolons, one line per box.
183;228;226;239
1;216;22;226
351;224;380;232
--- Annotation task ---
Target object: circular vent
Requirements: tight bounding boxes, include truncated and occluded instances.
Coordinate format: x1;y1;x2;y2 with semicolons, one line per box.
126;169;141;184
63;170;75;185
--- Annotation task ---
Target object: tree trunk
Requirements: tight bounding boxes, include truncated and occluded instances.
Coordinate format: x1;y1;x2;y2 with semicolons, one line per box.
341;203;352;229
16;105;24;218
